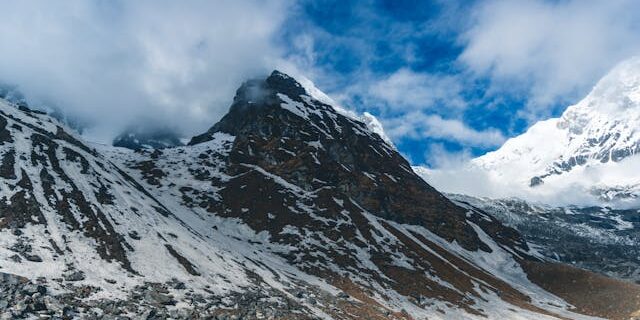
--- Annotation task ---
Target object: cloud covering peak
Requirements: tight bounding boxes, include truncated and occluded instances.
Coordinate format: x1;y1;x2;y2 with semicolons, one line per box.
0;0;290;142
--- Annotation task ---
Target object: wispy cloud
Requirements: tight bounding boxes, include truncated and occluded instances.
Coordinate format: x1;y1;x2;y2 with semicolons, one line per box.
460;0;640;117
288;0;640;166
384;112;506;148
368;68;466;112
423;143;474;169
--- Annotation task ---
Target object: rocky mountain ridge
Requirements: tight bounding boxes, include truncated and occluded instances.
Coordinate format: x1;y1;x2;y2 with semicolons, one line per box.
0;71;638;319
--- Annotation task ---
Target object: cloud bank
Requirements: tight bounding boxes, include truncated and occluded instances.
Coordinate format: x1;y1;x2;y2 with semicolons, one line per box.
460;0;640;118
417;153;640;209
0;0;290;142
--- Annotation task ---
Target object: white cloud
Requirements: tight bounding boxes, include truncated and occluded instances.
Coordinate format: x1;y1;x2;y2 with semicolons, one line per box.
418;154;640;208
384;112;506;148
423;143;473;169
460;0;640;115
0;0;290;142
368;68;466;111
320;68;501;154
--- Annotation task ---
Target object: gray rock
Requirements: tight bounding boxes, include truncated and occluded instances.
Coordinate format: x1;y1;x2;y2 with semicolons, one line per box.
0;272;24;285
144;290;174;306
63;306;77;318
32;299;47;311
25;254;42;262
36;285;47;295
44;297;63;312
173;282;186;290
64;271;85;282
13;301;27;313
22;284;38;294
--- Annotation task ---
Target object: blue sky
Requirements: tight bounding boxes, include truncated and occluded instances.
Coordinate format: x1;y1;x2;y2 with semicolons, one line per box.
280;0;640;165
0;0;639;166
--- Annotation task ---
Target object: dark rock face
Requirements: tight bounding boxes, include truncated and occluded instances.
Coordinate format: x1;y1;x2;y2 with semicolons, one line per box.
190;71;513;253
529;176;544;187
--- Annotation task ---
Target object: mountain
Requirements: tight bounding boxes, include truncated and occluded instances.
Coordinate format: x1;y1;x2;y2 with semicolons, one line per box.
0;71;639;319
411;56;640;317
112;126;183;150
448;194;640;283
420;56;640;207
436;56;640;207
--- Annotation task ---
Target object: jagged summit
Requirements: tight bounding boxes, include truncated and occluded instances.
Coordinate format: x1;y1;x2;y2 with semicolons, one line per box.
265;70;308;97
190;70;344;145
190;70;394;146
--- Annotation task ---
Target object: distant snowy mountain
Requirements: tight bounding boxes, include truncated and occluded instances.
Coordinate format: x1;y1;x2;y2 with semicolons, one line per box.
1;71;639;319
112;126;183;150
421;56;640;207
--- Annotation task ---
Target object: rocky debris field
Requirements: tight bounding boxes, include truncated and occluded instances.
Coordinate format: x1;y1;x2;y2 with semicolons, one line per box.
0;272;334;320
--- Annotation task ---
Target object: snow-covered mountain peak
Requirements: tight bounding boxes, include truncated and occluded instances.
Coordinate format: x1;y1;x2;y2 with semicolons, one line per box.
558;56;640;134
477;55;640;172
421;56;640;207
583;56;640;110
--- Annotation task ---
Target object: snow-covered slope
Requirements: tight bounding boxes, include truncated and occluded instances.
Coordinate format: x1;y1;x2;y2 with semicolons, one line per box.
1;71;639;319
422;56;640;207
0;98;302;303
